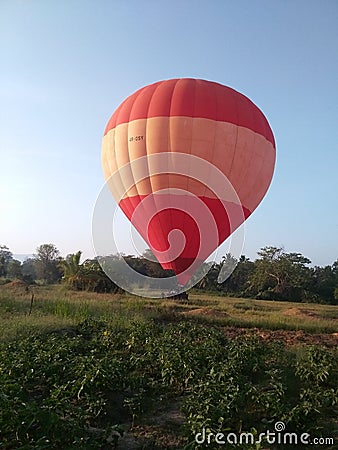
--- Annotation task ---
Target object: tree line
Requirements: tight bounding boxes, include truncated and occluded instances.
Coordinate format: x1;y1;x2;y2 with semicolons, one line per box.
0;244;337;304
200;247;338;304
0;244;121;294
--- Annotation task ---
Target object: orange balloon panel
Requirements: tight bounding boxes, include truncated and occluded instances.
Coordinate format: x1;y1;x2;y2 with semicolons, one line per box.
102;79;276;284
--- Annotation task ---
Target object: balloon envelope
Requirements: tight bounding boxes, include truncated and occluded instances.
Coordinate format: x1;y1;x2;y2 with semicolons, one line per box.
102;78;276;285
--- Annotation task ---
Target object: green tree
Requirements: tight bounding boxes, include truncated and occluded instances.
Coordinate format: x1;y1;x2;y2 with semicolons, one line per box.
334;287;338;302
248;246;312;301
34;244;62;284
124;252;174;281
59;251;82;280
195;262;220;291
67;258;122;293
6;259;22;279
21;258;37;283
0;245;13;277
141;248;158;262
311;263;337;304
220;255;255;296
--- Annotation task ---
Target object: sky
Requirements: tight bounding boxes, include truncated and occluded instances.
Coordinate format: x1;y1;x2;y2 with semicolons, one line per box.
0;0;337;267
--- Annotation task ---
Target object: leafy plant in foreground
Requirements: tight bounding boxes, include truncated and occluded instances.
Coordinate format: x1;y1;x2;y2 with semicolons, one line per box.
0;318;337;449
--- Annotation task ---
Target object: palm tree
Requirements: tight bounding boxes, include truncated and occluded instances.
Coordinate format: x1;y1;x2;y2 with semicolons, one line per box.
59;251;82;280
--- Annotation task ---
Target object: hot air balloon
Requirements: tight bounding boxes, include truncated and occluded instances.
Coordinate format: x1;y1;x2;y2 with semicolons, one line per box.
102;78;276;285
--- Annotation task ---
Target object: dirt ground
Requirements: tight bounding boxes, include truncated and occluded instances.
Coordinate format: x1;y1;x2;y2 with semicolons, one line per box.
221;325;338;347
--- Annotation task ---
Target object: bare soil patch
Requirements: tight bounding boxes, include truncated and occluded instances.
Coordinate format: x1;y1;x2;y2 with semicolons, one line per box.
118;398;186;449
2;280;28;289
221;325;338;347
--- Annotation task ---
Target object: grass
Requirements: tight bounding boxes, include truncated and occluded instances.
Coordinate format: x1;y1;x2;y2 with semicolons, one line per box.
184;294;338;333
0;284;337;341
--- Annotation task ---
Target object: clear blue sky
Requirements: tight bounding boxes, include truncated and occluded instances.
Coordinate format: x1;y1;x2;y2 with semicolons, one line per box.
1;0;337;266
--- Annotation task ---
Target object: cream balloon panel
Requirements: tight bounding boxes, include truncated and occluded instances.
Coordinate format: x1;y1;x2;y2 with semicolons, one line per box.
101;116;275;212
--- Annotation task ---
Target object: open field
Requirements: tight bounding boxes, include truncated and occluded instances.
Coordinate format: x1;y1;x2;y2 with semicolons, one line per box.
0;283;337;449
0;283;337;342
